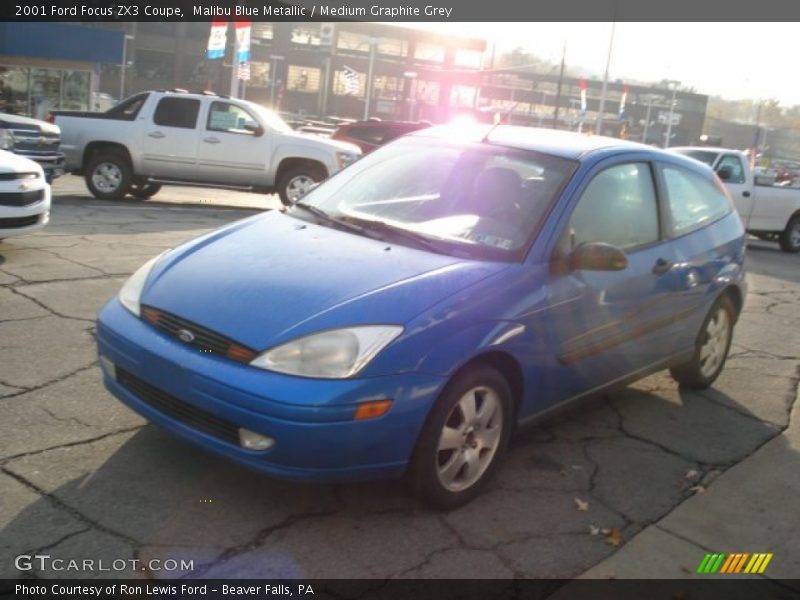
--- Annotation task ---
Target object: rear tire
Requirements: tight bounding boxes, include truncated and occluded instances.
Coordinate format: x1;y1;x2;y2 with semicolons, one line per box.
276;165;325;206
85;151;132;200
778;216;800;253
409;365;512;509
670;295;735;389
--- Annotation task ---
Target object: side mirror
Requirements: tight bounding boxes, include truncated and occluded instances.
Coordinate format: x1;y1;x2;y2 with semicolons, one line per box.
243;121;263;136
569;242;628;271
716;165;733;181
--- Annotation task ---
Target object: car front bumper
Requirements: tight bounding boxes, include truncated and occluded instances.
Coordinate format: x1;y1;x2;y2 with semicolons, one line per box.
96;299;446;483
0;182;51;238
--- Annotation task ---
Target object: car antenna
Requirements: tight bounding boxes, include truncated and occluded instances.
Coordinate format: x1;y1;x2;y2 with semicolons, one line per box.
480;83;539;144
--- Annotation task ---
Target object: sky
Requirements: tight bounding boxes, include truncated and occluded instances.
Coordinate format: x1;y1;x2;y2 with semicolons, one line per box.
399;22;800;106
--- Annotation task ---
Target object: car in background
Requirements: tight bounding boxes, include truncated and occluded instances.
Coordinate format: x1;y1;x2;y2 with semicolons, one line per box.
97;126;746;508
0;112;65;183
0;149;51;241
331;119;431;153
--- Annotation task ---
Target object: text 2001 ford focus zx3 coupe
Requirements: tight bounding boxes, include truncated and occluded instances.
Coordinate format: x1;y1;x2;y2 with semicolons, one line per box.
97;126;746;508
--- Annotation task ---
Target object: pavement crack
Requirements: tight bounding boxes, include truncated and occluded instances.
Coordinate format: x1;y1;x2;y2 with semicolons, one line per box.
40;405;92;429
5;286;95;323
0;361;99;402
24;526;92;556
0;425;145;464
0;465;142;547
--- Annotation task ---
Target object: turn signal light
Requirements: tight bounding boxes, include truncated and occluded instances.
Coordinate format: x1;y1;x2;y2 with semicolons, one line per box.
353;399;393;420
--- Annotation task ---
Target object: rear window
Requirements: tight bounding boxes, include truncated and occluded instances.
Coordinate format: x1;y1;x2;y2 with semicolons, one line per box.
106;93;149;120
343;125;386;145
153;97;200;129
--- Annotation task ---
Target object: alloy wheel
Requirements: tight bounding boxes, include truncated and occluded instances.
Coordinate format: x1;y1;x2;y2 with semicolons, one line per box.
699;307;731;379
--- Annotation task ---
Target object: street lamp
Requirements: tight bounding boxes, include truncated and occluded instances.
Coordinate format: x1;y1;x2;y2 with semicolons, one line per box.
119;34;135;101
663;79;680;148
639;93;661;144
403;71;417;121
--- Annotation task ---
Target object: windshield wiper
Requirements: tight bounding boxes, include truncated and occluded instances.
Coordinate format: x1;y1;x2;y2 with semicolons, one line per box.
336;215;449;253
291;202;366;235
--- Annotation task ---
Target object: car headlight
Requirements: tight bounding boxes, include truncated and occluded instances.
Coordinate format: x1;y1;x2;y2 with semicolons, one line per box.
0;129;13;151
250;326;403;378
118;251;169;316
335;151;359;169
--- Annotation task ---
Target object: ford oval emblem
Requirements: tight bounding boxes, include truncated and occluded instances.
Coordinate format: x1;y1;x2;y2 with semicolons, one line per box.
177;329;195;343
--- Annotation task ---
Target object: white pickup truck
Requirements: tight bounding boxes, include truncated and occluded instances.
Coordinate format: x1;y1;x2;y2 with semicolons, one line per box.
53;90;361;205
671;147;800;253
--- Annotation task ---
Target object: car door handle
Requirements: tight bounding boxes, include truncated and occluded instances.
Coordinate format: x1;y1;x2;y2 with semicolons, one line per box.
652;258;673;274
742;191;751;197
203;137;221;144
147;131;165;139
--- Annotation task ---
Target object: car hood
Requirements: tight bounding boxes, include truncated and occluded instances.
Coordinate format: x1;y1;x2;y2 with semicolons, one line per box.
279;130;361;155
0;112;60;135
142;211;507;350
0;149;44;174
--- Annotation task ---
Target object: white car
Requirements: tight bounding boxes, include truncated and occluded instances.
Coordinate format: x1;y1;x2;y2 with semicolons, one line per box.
0;150;51;240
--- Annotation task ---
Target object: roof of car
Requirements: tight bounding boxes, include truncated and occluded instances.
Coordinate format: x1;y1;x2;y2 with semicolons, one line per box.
412;124;653;160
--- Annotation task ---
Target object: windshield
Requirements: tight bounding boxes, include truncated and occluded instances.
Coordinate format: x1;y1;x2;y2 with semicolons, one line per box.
291;137;577;259
675;149;719;167
250;104;292;133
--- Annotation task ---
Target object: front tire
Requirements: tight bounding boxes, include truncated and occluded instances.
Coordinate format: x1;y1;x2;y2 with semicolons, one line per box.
670;296;735;389
85;152;132;200
409;365;512;509
276;165;325;206
779;216;800;253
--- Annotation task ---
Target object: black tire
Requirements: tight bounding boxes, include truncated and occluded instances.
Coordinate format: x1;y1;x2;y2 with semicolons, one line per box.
778;216;800;253
409;365;513;509
670;295;735;389
129;183;162;200
84;151;133;200
276;165;325;206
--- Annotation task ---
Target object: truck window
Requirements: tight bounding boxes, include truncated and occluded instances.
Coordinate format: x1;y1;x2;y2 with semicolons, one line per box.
153;97;200;129
717;154;746;184
206;102;257;134
106;93;149;120
661;165;732;236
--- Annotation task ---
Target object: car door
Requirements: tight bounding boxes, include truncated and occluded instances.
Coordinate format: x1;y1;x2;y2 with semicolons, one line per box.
196;101;271;186
140;97;200;180
527;159;684;409
714;153;754;226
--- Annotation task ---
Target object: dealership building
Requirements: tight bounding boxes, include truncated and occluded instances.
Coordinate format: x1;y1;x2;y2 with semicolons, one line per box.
1;21;708;145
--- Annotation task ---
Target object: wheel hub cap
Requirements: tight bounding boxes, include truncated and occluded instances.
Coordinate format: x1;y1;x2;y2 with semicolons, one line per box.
699;307;730;378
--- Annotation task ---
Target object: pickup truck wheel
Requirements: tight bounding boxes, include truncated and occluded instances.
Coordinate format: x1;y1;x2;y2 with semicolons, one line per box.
779;217;800;253
129;183;162;200
277;166;325;206
85;153;132;200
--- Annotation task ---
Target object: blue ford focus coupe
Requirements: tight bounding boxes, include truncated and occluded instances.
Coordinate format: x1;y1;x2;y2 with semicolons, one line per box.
97;126;746;508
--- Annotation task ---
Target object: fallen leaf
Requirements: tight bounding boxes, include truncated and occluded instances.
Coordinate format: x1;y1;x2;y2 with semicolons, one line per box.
589;525;600;536
605;528;623;547
685;469;700;480
574;497;589;511
689;485;706;494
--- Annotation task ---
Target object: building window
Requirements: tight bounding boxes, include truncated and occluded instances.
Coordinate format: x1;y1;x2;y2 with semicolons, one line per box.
0;66;30;115
291;26;320;46
333;69;365;96
249;62;271;88
337;31;372;53
373;75;402;100
253;23;273;41
61;70;90;111
287;65;320;93
416;80;440;104
377;38;407;57
451;85;477;108
414;42;445;63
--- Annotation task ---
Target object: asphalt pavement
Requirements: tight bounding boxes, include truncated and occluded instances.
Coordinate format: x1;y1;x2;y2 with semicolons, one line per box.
0;178;798;584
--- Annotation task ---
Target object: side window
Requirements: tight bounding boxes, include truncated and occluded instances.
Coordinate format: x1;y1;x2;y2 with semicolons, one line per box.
568;162;659;250
207;102;258;134
346;125;386;145
717;154;745;184
152;98;200;129
106;93;148;120
661;165;732;236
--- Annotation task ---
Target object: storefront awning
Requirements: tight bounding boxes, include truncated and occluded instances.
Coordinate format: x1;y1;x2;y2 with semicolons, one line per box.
0;23;123;65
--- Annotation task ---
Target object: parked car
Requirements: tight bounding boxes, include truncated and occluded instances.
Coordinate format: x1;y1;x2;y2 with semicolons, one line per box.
53;91;361;205
671;146;800;252
0;150;51;241
0;112;65;183
331;119;431;153
97;126;746;508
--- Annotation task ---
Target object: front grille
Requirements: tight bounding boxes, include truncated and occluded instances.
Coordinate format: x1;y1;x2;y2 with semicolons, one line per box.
0;189;45;207
0;172;39;181
117;367;240;445
141;306;258;363
10;129;60;155
0;215;39;229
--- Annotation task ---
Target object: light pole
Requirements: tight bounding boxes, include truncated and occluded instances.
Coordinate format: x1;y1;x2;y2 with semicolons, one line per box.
363;37;377;120
404;71;417;121
640;94;660;143
119;34;135;101
663;79;680;148
595;20;616;135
